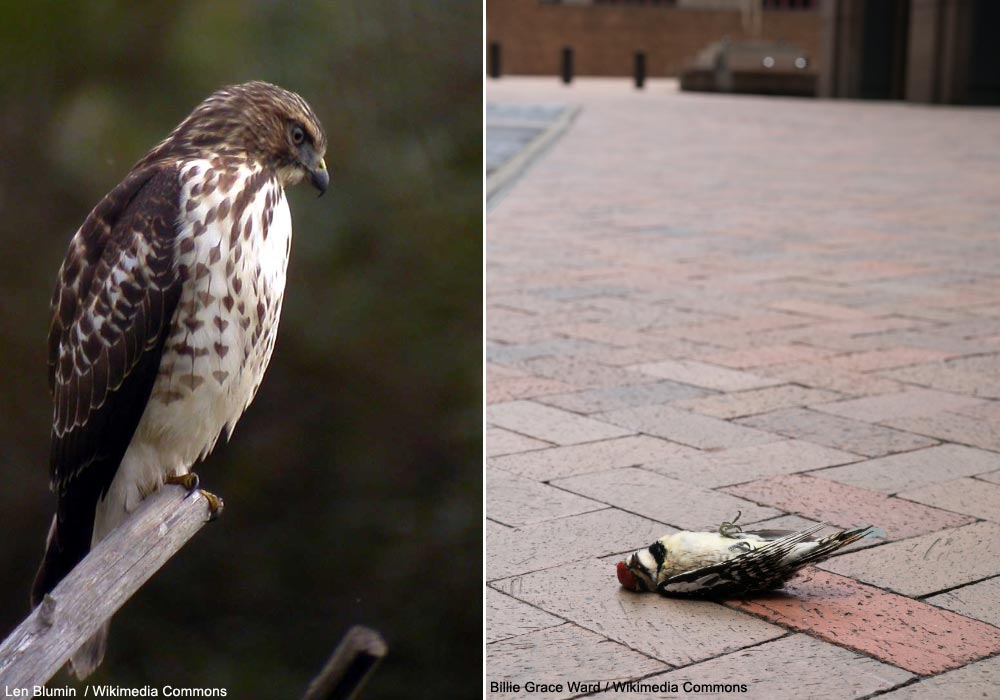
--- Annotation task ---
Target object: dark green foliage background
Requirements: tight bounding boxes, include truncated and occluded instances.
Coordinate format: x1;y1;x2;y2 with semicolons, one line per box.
0;1;482;696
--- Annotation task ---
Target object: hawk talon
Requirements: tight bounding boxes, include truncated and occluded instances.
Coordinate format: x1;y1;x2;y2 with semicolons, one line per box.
719;511;743;538
166;473;199;492
199;489;224;521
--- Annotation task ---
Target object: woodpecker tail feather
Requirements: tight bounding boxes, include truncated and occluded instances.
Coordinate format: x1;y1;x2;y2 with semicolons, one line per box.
790;525;874;568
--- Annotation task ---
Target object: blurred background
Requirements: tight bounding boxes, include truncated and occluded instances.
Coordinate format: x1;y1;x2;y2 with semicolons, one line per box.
0;1;481;697
487;0;1000;105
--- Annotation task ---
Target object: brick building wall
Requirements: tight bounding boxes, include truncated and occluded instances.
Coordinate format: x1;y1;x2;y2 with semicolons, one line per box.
486;0;822;78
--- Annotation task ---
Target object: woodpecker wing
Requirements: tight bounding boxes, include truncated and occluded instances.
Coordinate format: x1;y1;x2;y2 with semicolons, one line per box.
657;523;828;597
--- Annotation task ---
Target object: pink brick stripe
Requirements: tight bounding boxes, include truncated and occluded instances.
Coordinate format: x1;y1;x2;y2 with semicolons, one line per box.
726;569;1000;675
723;474;973;540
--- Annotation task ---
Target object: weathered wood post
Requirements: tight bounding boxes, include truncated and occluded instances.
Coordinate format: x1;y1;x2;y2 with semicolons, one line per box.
0;487;214;689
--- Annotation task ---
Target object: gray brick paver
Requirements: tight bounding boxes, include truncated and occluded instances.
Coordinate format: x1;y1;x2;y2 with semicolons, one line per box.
736;407;938;457
590;634;912;699
814;443;1000;494
553;467;782;529
820;521;1000;596
491;557;786;668
486;78;1000;692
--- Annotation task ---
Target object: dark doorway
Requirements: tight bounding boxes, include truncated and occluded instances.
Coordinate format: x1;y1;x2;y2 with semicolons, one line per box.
966;0;1000;104
859;0;910;99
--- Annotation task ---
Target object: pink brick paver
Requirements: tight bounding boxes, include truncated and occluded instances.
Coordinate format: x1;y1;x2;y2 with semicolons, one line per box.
726;569;1000;675
486;78;1000;696
723;474;973;540
593;634;913;700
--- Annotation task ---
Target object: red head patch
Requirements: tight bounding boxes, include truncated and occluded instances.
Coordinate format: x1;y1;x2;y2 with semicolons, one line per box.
617;560;640;591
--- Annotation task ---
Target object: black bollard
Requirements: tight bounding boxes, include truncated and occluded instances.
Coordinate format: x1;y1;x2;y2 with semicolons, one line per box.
489;42;501;79
561;47;573;84
634;51;646;89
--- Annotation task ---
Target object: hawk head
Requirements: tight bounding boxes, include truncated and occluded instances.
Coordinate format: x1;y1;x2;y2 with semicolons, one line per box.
148;81;329;194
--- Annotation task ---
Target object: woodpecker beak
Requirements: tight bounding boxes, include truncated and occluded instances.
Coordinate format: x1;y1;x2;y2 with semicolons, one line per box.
310;158;329;196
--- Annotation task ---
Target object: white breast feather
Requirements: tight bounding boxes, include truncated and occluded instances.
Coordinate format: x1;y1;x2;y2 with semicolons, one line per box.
93;158;292;540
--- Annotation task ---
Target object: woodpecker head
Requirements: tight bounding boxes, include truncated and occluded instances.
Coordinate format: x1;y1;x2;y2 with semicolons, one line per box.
617;560;645;591
617;541;666;592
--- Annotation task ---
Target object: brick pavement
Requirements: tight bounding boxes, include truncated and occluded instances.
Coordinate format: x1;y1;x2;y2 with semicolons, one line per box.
485;78;1000;699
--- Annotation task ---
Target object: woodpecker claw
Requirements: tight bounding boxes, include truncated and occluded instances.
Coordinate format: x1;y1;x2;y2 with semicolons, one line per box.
719;511;743;538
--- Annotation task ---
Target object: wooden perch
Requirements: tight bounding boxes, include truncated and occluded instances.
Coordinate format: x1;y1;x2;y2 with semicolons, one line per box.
0;486;215;689
303;625;388;700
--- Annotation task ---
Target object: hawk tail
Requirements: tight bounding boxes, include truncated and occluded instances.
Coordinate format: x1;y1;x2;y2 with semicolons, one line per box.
30;497;99;609
70;624;110;679
31;477;110;679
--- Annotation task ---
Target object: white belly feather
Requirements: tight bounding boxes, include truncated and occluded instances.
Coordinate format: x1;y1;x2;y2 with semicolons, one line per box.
93;158;291;540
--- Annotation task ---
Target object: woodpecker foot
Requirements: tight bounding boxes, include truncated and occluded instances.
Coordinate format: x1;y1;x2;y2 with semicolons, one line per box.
719;511;743;538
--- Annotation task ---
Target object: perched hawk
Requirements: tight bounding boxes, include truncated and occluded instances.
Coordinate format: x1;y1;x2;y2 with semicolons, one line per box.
32;81;327;678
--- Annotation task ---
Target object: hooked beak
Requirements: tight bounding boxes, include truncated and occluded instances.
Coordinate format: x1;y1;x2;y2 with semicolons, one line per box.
309;158;329;196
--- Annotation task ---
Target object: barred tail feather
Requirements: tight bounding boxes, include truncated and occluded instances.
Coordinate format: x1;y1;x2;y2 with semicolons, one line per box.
794;526;874;567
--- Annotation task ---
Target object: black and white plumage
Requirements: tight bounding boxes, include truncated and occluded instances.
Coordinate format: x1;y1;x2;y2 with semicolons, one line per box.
33;81;327;678
617;519;873;598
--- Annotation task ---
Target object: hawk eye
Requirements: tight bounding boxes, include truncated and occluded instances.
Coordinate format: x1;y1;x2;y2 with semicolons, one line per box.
291;125;306;145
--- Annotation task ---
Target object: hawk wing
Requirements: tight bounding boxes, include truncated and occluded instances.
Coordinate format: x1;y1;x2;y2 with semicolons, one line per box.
33;163;184;604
